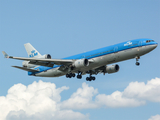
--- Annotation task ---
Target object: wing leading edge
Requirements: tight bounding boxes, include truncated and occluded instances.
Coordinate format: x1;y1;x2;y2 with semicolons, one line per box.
2;51;94;69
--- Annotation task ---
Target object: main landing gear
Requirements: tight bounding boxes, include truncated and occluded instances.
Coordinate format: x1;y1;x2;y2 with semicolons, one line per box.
66;73;75;78
66;71;96;81
77;71;82;79
86;72;96;81
86;76;95;81
66;72;82;79
135;56;140;66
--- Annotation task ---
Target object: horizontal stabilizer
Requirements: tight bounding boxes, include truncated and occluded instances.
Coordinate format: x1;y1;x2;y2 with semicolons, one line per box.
12;66;39;72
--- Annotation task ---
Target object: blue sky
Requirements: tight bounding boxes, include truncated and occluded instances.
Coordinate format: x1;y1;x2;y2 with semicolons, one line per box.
0;0;160;120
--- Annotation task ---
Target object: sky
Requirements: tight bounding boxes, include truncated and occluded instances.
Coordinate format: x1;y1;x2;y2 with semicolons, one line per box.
0;0;160;120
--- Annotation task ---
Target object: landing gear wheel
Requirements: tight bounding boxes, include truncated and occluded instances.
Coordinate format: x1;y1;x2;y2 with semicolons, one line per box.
86;76;96;81
66;74;69;78
135;56;140;66
72;73;75;77
136;62;140;66
68;75;71;78
77;75;82;79
86;77;89;81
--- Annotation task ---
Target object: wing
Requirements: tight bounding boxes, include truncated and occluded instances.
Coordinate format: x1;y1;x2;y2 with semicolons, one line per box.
2;51;94;67
9;56;73;66
12;66;39;72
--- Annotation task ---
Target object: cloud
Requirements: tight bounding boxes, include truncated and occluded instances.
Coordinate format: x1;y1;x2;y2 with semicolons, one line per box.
61;82;99;109
95;91;145;108
148;114;160;120
0;80;89;120
61;77;160;109
1;77;160;120
123;77;160;102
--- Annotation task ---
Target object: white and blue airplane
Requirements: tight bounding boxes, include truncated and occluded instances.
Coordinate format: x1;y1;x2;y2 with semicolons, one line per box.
2;38;158;81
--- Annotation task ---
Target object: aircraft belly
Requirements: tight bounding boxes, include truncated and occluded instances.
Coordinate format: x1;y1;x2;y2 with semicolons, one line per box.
138;45;156;56
115;47;138;62
35;68;65;77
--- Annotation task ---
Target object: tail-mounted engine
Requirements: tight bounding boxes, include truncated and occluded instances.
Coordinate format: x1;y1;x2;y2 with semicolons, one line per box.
105;64;120;74
73;59;89;69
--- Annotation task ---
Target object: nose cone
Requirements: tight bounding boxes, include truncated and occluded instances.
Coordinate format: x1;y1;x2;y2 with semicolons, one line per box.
151;43;158;50
154;43;158;48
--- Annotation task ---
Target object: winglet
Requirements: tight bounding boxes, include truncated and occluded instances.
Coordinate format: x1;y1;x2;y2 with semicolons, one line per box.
2;51;9;58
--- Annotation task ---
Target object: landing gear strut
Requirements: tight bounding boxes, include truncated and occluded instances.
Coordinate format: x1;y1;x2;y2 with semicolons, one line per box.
135;56;140;66
77;71;82;79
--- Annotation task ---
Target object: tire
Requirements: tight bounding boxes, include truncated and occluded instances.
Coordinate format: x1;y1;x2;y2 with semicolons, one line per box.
66;74;69;78
72;73;75;77
136;62;140;66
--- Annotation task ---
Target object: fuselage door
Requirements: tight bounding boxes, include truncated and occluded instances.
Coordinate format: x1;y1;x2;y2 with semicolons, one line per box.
114;46;119;60
114;46;118;53
137;41;143;55
138;41;142;47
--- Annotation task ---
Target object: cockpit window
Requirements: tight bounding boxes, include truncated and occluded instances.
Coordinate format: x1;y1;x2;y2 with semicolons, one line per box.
146;40;154;43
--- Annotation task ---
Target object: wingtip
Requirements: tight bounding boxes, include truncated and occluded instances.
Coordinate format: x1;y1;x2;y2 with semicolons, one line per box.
2;51;9;58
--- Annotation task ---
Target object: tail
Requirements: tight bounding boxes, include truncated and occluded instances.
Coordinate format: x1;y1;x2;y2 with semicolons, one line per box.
24;43;42;58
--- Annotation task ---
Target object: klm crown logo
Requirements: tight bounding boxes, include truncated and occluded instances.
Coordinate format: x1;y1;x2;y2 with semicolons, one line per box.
124;41;132;46
29;50;38;57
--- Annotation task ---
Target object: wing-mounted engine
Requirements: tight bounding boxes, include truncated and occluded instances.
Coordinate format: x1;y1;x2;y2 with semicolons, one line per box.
23;61;35;68
22;54;52;68
40;54;51;59
72;59;89;69
105;64;120;74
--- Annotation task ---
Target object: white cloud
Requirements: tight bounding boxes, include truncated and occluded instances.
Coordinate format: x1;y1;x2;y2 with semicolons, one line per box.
0;80;89;120
148;114;160;120
61;82;98;109
123;77;160;102
1;77;160;120
95;91;145;108
61;77;160;109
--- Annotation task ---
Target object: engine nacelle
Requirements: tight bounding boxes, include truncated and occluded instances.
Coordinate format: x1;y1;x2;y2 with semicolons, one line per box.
22;61;36;68
73;59;89;69
105;64;120;74
22;54;51;68
40;54;51;59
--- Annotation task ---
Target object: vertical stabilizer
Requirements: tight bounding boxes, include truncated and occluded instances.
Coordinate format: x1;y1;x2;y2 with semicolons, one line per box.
24;43;42;58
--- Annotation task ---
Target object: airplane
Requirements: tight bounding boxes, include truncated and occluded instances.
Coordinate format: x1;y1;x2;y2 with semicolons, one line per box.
2;38;158;81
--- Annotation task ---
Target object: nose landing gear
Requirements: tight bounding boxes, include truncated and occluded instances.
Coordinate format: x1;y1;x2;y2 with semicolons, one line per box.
135;56;140;66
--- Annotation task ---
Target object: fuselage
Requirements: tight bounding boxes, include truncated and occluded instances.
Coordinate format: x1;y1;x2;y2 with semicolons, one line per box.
29;38;158;77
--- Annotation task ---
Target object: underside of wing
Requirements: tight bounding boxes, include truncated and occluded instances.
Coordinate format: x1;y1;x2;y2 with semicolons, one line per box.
9;56;74;66
12;66;39;72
